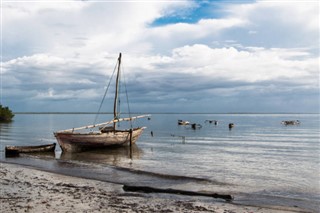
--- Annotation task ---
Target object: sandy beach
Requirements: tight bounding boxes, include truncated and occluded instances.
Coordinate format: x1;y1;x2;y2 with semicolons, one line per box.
0;162;311;213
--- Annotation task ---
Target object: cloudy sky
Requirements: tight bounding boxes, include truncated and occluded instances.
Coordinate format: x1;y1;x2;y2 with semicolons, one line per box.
1;0;319;113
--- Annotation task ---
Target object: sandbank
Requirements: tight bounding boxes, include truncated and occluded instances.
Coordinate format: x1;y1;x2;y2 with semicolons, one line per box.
0;162;310;213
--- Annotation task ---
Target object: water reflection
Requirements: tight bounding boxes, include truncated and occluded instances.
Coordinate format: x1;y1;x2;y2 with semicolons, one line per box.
0;122;13;159
23;152;56;159
58;145;143;166
0;121;13;141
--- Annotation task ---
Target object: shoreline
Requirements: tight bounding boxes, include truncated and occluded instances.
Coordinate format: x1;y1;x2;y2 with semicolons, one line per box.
0;162;312;213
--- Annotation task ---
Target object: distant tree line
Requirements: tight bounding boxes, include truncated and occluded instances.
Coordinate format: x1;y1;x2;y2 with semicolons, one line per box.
0;105;14;122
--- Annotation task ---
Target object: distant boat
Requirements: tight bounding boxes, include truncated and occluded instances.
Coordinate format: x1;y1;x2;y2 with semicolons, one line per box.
54;53;149;153
281;120;300;126
205;120;218;125
191;123;202;130
5;143;56;157
178;120;190;125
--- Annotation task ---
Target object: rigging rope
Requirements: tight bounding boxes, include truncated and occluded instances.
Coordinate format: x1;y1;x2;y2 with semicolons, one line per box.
117;70;121;128
92;54;133;130
93;61;118;126
122;66;133;129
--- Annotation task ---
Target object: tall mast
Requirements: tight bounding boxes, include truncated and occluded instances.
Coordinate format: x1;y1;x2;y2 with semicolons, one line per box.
113;53;121;129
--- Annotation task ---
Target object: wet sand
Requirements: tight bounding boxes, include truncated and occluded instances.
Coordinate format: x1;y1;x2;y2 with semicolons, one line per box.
0;163;310;213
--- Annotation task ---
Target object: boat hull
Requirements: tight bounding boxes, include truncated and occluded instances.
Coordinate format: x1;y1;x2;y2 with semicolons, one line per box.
5;143;56;157
54;127;145;153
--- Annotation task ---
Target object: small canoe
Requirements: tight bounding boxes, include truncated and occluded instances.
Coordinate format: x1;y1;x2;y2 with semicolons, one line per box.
5;143;56;157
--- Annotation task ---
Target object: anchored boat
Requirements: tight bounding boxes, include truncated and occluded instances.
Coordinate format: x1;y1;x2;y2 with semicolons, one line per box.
54;53;149;153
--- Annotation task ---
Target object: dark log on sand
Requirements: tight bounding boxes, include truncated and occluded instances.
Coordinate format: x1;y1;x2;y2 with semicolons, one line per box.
123;185;233;201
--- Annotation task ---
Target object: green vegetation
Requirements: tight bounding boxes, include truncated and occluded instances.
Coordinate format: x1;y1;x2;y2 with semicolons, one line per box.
0;105;14;122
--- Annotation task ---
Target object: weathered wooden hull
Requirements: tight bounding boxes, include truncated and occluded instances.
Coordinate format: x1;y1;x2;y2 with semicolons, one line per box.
5;143;56;157
54;127;145;153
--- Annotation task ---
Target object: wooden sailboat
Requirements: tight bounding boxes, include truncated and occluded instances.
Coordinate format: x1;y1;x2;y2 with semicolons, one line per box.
54;53;149;153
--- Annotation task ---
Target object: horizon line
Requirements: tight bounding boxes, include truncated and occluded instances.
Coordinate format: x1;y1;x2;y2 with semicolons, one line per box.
13;112;320;115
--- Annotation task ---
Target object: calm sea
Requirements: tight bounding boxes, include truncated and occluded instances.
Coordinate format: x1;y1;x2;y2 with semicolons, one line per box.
1;113;319;212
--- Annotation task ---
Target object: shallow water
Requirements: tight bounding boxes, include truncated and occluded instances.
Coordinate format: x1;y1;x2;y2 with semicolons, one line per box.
1;113;319;212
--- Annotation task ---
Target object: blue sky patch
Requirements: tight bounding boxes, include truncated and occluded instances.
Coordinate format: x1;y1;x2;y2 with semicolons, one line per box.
151;0;256;26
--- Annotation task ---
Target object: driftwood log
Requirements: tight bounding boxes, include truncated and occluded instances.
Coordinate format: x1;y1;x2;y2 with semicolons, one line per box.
123;185;233;201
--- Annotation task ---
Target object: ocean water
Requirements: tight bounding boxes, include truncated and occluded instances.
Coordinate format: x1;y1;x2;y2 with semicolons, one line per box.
1;113;319;212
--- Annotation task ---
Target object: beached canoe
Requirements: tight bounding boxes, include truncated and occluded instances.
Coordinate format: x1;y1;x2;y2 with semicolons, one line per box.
5;143;56;157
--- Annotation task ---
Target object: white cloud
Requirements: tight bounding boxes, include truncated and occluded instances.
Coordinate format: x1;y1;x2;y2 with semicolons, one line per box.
225;0;318;31
33;87;100;101
223;1;319;48
148;17;246;40
3;44;318;111
157;44;317;84
2;0;319;112
2;1;193;59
